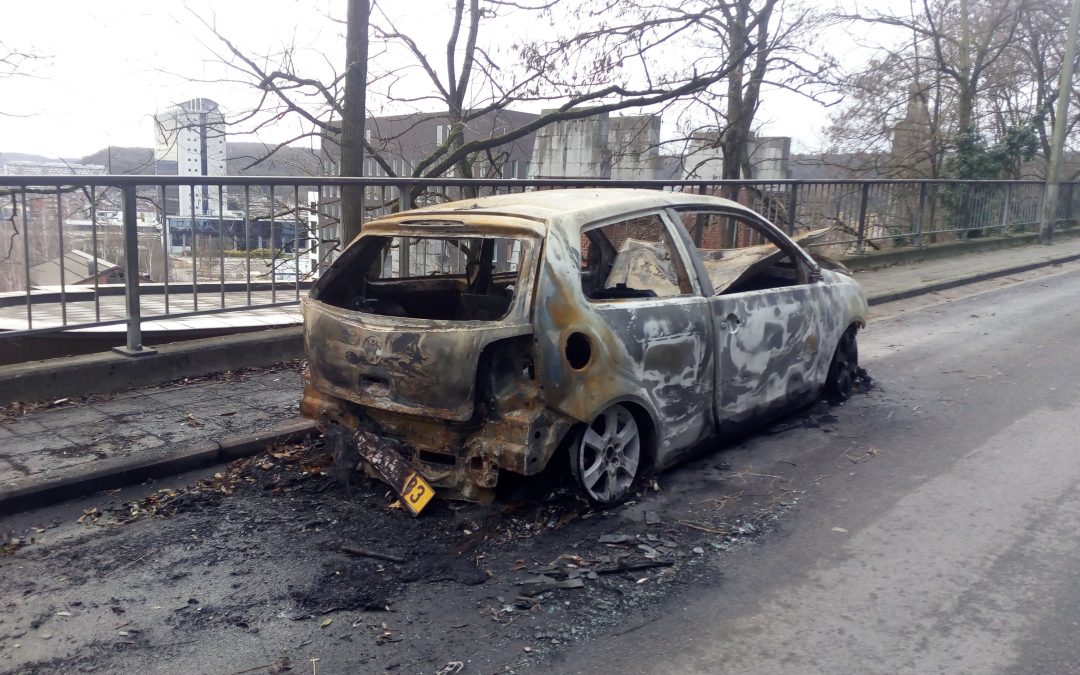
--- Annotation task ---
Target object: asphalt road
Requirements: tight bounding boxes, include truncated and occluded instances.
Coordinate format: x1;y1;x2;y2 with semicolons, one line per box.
549;264;1080;675
5;261;1080;675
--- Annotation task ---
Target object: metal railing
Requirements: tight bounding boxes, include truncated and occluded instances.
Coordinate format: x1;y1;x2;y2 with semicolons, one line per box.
0;175;1076;361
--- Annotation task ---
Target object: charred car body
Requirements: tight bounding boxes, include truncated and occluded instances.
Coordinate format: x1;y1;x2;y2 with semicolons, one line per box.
301;189;867;508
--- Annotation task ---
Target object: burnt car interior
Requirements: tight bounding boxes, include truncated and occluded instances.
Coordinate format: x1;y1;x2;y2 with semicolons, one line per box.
581;215;693;300
315;234;524;321
676;210;809;295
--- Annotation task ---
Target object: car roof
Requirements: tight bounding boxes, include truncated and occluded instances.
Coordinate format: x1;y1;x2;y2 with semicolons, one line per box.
378;188;758;237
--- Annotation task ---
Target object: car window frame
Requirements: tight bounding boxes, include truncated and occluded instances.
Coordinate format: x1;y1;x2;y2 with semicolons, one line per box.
665;205;821;290
578;208;701;303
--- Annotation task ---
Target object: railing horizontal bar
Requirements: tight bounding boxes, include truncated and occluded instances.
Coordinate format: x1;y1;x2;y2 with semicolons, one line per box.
0;300;302;340
2;176;1077;188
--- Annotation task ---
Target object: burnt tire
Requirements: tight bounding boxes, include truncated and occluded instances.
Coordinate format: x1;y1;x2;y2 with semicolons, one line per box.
825;326;859;402
570;404;642;506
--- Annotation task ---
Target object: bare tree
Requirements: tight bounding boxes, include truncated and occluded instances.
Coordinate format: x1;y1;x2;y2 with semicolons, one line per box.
828;0;1056;177
712;0;835;180
187;1;824;239
0;41;38;117
1002;0;1080;173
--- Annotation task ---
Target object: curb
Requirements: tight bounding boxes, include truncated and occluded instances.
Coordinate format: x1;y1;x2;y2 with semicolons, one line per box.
0;419;317;515
0;326;303;407
865;250;1080;306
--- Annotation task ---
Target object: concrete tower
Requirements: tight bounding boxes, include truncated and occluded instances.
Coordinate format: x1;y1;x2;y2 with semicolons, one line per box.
154;98;227;216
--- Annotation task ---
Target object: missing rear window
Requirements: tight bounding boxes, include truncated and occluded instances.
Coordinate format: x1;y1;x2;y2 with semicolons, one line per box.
316;234;527;321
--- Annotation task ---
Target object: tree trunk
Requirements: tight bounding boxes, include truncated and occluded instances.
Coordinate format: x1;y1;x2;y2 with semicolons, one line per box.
340;0;369;245
721;2;748;186
957;0;973;133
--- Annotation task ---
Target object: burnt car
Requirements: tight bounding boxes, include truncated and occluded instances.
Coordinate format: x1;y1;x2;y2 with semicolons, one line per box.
301;189;867;511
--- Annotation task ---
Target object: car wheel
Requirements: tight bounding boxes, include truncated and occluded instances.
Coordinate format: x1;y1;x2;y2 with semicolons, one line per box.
571;404;642;506
825;326;859;402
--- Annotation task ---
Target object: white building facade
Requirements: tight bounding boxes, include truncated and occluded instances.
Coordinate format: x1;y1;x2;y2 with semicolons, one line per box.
153;98;227;216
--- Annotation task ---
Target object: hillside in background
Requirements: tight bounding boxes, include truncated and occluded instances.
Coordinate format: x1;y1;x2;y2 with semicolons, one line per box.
1;144;323;177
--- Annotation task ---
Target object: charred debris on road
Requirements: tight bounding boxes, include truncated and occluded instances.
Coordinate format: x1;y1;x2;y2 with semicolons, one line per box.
0;402;869;674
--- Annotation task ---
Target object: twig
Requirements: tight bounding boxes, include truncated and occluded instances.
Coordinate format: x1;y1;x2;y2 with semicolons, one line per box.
225;666;272;675
103;552;152;579
612;613;663;637
700;491;744;508
478;614;518;639
678;520;731;535
340;544;406;564
594;559;675;575
845;447;880;464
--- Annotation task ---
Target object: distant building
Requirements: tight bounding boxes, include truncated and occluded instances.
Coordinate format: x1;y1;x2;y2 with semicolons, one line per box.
28;249;130;286
681;133;792;181
890;84;933;178
321;110;538;180
1;161;105;176
154;98;227;217
528;112;673;180
319;109;539;235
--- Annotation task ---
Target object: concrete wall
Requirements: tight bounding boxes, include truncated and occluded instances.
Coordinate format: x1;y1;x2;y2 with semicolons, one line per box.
750;137;792;180
528;112;672;180
682;131;724;181
529;111;612;179
682;133;791;180
610;116;663;181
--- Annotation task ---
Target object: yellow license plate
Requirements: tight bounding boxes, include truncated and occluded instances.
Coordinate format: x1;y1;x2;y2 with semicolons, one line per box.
401;472;435;515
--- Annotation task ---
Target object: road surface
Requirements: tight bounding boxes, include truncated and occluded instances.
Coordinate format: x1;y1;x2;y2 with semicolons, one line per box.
4;261;1080;674
550;264;1080;675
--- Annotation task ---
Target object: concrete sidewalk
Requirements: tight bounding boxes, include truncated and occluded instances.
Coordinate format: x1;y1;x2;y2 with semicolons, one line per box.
855;235;1080;304
0;363;313;512
4;237;1080;514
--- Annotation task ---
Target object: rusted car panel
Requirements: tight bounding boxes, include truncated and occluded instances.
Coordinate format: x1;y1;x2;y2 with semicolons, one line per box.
529;214;715;465
301;189;868;506
303;304;533;422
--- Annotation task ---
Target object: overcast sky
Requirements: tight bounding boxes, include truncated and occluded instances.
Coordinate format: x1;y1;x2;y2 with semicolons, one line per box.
0;0;885;161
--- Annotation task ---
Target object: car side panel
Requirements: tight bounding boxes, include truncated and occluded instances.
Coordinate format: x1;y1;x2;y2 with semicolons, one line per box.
710;284;822;426
531;216;715;466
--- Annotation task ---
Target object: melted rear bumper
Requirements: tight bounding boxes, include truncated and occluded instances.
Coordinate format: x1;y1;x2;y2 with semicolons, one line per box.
301;379;575;502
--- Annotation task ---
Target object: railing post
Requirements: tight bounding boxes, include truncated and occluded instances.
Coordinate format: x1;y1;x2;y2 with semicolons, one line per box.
1000;182;1013;237
787;181;799;235
397;182;412;276
692;183;707;247
914;181;928;248
1067;183;1076;225
113;183;155;357
856;182;870;255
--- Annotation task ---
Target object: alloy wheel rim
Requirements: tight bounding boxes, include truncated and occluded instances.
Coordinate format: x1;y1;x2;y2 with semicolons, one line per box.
578;405;641;504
